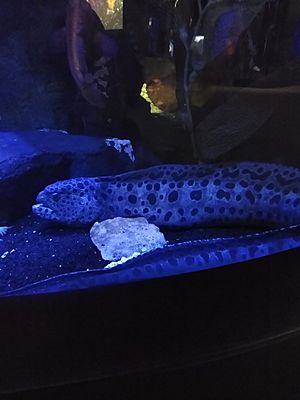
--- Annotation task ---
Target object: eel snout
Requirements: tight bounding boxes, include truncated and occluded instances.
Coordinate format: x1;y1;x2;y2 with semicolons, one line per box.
32;190;59;221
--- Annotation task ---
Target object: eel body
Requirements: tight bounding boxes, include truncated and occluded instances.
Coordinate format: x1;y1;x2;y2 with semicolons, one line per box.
32;162;300;227
5;224;300;296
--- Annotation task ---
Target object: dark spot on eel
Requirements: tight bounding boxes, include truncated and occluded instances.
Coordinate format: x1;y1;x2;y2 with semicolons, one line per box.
128;195;137;204
245;190;255;205
147;193;156;205
168;191;178;202
270;194;281;205
164;211;172;222
190;190;202;201
216;190;230;201
185;256;194;266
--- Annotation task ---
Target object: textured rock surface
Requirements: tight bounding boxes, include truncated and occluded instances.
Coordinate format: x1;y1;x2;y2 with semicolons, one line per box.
90;217;167;261
0;130;154;224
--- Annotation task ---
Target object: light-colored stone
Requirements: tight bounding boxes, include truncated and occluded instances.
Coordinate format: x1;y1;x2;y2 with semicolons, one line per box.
105;138;135;162
104;252;141;270
90;217;167;261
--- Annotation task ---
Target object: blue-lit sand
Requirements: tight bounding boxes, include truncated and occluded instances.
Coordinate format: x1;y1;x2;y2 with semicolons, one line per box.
1;215;300;297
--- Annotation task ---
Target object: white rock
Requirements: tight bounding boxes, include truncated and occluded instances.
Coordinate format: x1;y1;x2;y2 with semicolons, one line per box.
104;252;141;270
105;138;135;162
90;217;167;261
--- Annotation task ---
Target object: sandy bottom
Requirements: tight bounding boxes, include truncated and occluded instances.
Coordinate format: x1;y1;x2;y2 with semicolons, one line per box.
0;215;257;295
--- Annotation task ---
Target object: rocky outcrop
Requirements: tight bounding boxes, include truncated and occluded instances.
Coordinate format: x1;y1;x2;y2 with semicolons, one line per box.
0;130;156;224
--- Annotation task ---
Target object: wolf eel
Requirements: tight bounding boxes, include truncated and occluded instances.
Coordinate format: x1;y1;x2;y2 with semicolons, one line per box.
32;162;300;227
14;163;300;296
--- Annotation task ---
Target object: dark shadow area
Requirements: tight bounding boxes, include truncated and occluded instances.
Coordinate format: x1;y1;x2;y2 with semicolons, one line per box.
1;247;300;397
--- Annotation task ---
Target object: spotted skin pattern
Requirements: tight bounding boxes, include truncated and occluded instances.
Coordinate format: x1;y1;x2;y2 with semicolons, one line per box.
33;162;300;227
5;224;300;296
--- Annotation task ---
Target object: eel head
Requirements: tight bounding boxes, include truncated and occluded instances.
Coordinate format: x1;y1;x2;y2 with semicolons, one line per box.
32;178;101;226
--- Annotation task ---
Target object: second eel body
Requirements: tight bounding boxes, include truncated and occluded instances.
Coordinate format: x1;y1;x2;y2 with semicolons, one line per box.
5;224;300;296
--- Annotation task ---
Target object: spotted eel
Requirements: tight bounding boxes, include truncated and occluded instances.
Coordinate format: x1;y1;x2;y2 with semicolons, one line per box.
4;224;300;296
32;162;300;227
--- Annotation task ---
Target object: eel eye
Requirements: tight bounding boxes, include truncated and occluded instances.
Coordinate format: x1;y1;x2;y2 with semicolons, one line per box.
52;193;60;202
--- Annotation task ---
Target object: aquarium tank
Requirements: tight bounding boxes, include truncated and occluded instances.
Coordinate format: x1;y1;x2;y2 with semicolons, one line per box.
1;0;300;297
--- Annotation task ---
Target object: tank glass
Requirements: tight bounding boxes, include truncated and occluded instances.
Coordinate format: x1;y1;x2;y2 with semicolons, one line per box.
1;0;300;297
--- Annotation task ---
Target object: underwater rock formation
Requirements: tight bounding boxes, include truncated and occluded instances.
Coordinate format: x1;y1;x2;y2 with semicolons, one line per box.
66;0;144;136
0;130;140;224
66;0;111;109
90;217;167;261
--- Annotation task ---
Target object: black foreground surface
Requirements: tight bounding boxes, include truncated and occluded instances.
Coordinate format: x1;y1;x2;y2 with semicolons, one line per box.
1;246;300;398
